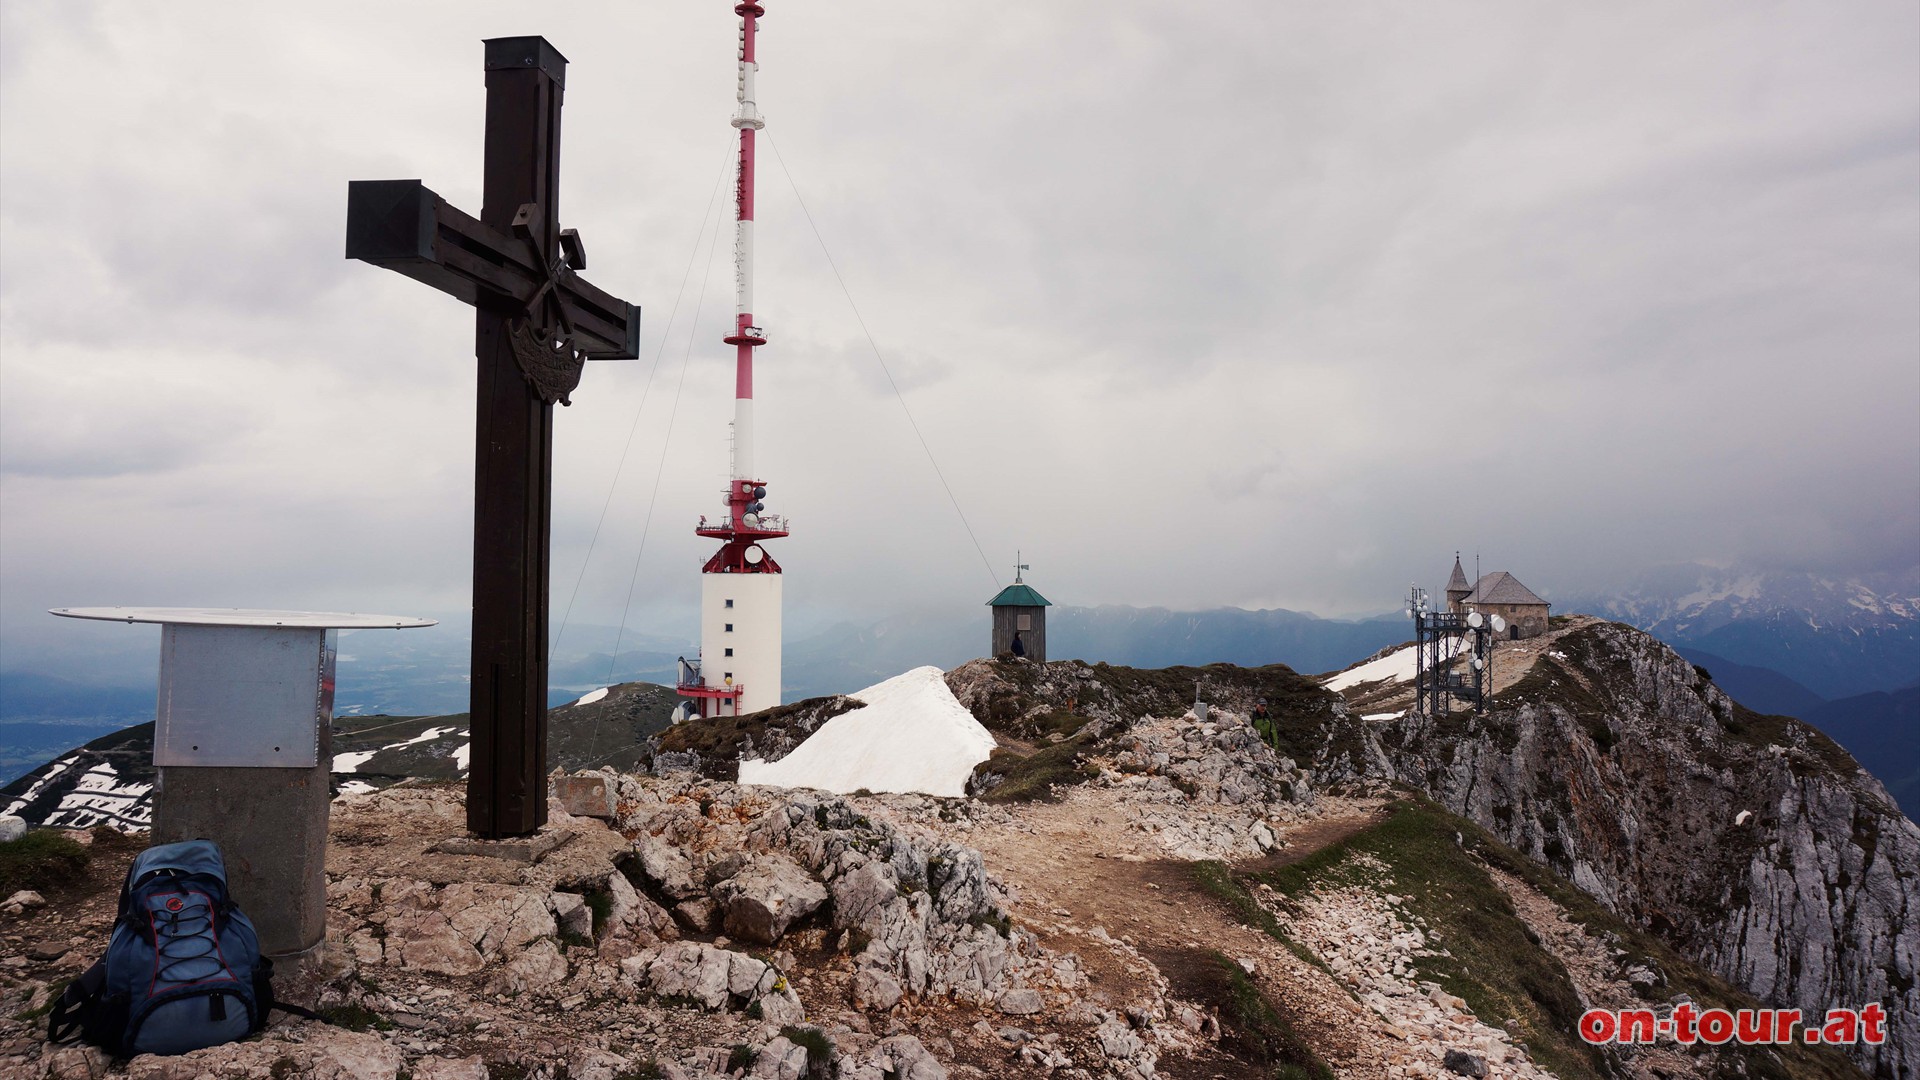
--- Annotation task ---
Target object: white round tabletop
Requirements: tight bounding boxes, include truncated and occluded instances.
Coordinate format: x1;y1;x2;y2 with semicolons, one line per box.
50;607;437;629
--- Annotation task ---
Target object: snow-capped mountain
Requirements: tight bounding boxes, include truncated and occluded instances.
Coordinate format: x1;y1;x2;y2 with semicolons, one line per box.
1571;564;1920;700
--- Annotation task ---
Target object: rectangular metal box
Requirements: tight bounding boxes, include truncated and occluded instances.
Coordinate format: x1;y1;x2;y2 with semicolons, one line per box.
154;625;335;768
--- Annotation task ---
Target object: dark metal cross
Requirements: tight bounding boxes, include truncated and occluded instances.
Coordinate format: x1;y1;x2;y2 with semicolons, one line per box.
345;37;640;838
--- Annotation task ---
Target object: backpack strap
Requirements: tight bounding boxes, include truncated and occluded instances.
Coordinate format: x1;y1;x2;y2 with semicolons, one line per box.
273;1001;327;1023
46;958;108;1046
248;956;327;1028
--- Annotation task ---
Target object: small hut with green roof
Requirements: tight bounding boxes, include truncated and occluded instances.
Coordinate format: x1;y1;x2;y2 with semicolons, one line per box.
987;562;1051;662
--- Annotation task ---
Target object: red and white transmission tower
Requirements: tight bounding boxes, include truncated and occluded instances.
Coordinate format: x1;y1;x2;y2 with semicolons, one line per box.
677;1;788;720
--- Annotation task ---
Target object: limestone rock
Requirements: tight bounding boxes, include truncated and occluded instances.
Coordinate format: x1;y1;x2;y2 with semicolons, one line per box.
0;815;26;843
443;882;557;957
750;1036;809;1080
605;868;676;942
124;1027;402;1080
996;988;1043;1015
714;854;829;944
635;830;701;900
388;911;483;976
1096;1014;1144;1061
551;890;593;940
346;927;384;966
673;897;717;933
853;967;903;1011
484;938;570;995
410;1057;489;1080
865;1035;948;1080
621;940;794;1016
37;1044;112;1079
567;1048;641;1080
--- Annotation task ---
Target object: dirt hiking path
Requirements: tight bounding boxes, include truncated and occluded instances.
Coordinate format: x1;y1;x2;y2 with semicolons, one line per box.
956;788;1399;1079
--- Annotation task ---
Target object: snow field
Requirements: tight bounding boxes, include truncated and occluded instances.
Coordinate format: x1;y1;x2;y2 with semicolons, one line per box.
738;666;997;799
1324;645;1420;691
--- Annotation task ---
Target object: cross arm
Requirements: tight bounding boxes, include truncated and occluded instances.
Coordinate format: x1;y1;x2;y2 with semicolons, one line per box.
346;179;639;360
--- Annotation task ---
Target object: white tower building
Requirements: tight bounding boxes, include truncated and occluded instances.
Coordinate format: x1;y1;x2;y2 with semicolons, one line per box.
676;0;787;720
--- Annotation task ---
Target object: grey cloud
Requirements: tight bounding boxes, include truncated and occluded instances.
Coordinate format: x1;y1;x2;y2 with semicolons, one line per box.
0;0;1913;654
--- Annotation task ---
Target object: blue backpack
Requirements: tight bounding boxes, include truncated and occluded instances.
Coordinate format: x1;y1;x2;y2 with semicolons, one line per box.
49;839;283;1056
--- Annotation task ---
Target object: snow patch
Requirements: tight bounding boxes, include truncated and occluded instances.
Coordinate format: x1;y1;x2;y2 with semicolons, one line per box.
738;666;997;798
1324;645;1420;692
332;750;377;774
391;725;454;750
453;743;470;771
572;687;610;707
1735;810;1752;826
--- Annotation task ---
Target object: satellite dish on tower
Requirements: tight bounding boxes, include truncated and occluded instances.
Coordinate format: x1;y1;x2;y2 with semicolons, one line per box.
1492;614;1507;633
744;545;765;565
1467;612;1484;628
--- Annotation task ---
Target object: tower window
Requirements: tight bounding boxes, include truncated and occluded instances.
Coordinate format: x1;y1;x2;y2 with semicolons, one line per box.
724;672;732;681
724;648;734;656
725;623;734;632
725;599;734;609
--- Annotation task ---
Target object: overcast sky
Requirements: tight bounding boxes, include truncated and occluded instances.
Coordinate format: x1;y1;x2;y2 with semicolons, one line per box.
2;1;1916;667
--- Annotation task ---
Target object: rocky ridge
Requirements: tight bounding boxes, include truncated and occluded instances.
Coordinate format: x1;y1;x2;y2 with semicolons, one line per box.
0;633;1899;1078
1321;617;1918;1077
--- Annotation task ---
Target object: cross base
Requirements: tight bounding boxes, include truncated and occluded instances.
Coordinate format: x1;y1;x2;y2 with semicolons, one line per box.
432;829;575;865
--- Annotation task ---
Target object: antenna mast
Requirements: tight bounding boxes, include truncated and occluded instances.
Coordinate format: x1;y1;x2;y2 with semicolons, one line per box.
677;0;789;722
726;1;767;490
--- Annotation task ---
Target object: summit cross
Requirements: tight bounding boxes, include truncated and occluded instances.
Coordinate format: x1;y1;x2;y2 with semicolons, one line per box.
345;36;641;838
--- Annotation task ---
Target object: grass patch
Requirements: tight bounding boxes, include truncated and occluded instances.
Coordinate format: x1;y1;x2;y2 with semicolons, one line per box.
321;1002;395;1032
585;889;614;937
0;830;90;896
779;1025;833;1077
1719;704;1858;777
1189;860;1333;979
1254;798;1859;1080
972;732;1102;802
969;910;1013;937
1208;952;1334;1079
1255;800;1604;1080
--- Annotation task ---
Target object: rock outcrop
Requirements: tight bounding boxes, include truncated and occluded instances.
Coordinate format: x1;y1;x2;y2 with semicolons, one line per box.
1323;618;1920;1077
613;776;1042;1006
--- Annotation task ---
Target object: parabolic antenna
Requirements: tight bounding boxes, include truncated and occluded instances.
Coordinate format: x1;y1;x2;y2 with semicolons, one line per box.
744;545;765;565
1467;612;1484;628
1492;614;1507;633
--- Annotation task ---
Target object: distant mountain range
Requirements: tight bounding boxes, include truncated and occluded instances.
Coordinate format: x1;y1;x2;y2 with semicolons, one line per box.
0;604;1405;788
1562;565;1919;820
1567;564;1919;700
6;570;1915;818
